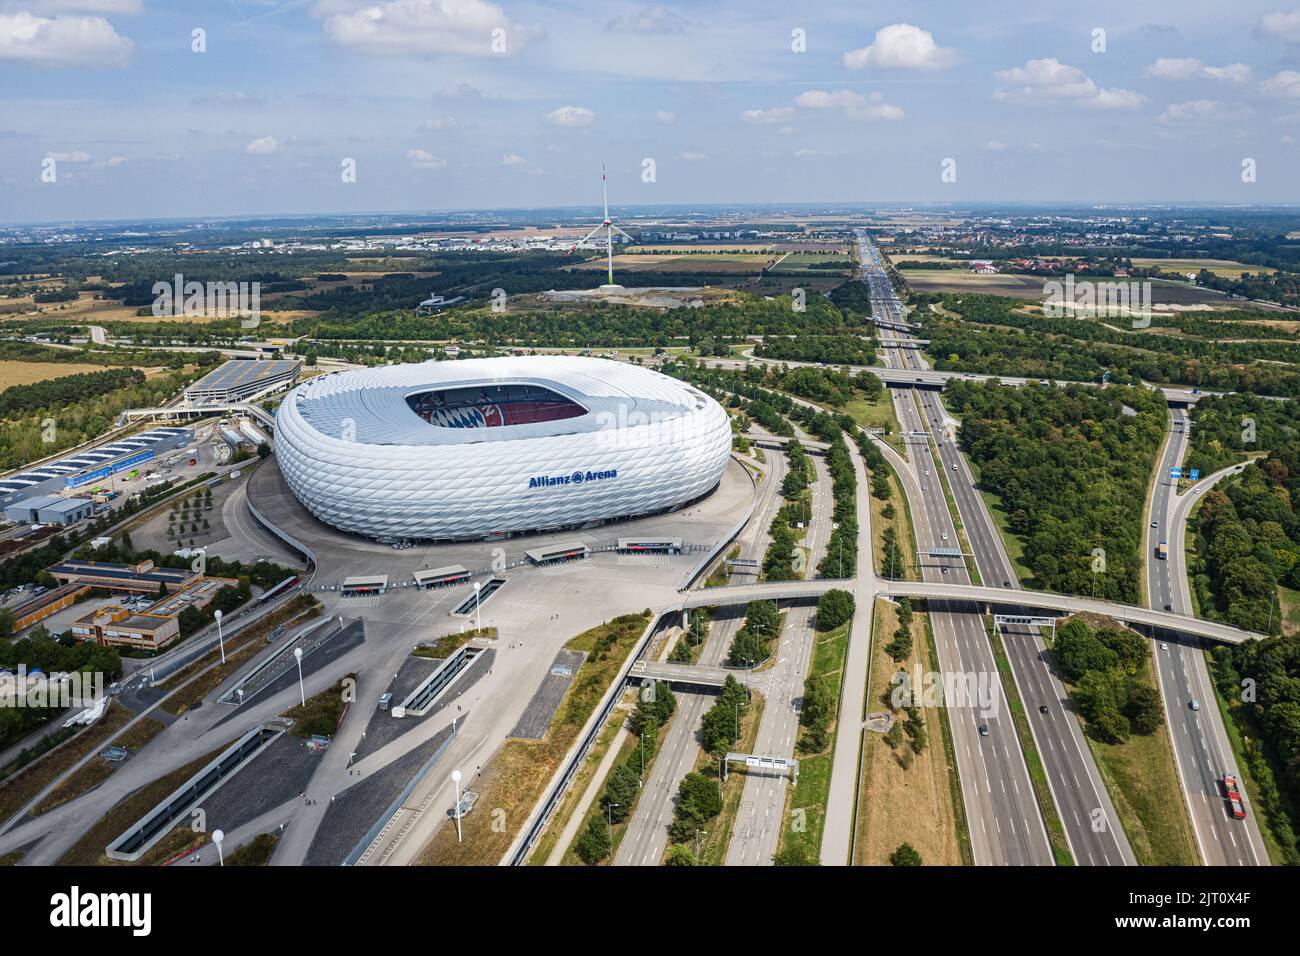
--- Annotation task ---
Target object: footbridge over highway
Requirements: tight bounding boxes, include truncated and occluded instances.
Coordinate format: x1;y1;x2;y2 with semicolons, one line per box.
679;578;1263;646
629;660;763;690
117;402;276;431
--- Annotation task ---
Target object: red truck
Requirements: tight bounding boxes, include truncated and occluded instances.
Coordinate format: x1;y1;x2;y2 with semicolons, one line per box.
1222;774;1247;820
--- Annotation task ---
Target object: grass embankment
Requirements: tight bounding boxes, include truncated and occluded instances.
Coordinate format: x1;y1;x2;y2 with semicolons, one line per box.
871;457;918;581
0;703;133;826
1075;658;1199;865
854;600;964;865
1205;651;1291;865
226;833;278;866
526;698;630;865
413;627;498;659
282;673;356;738
987;627;1074;865
705;546;740;588
32;716;165;816
845;392;901;438
57;740;233;865
564;711;670;866
777;620;850;862
416;612;651;865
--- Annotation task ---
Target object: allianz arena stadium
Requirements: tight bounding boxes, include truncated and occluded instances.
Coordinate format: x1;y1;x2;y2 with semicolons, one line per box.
273;356;733;542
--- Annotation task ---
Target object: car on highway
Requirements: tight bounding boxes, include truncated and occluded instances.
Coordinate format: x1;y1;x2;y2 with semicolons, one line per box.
1002;580;1011;588
941;566;948;574
1151;520;1158;527
978;724;989;736
1160;642;1169;651
1038;705;1049;715
1164;603;1173;611
1189;699;1200;711
951;463;957;470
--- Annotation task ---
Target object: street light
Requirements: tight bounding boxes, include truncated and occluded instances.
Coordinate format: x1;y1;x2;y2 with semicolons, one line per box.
293;647;305;707
606;802;618;842
473;581;482;633
214;609;225;665
212;829;224;867
451;769;463;843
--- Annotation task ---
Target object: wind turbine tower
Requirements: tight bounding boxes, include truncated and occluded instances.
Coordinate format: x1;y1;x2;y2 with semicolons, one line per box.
580;165;632;291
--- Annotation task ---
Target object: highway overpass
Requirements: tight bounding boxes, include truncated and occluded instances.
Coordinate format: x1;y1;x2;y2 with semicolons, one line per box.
117;402;276;431
680;578;1263;646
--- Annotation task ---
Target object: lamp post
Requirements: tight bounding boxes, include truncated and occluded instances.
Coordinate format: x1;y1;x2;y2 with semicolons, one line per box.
606;802;618;842
212;829;224;867
473;581;482;633
293;647;305;707
214;609;225;665
451;769;463;843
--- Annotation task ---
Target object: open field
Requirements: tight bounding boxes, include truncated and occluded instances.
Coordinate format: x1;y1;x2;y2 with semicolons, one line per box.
1129;258;1278;277
902;270;1232;305
569;252;772;274
0;360;128;387
1279;584;1300;638
854;599;962;865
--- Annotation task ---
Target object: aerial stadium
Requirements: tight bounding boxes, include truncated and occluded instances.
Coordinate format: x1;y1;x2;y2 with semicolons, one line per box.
273;356;733;542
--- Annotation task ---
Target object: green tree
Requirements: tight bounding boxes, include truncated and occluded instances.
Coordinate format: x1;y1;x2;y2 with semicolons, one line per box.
574;815;611;864
816;589;855;630
890;842;923;866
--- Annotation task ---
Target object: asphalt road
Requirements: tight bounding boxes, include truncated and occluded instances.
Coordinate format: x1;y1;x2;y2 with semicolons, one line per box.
726;453;834;865
1147;408;1269;865
859;232;1053;866
613;450;789;866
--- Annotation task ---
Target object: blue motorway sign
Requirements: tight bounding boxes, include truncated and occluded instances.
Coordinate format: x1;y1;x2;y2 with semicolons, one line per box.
1189;469;1200;481
1170;467;1182;480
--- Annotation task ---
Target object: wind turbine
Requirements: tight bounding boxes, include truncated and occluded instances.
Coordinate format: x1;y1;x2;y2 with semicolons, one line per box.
578;165;632;290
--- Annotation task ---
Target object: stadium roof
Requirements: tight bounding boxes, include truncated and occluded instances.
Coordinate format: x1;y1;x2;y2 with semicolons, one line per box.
283;356;712;447
187;359;300;394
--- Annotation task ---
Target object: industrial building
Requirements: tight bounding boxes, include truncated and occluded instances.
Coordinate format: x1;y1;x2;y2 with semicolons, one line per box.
0;426;193;509
47;558;198;595
3;495;95;527
274;355;731;542
183;359;301;404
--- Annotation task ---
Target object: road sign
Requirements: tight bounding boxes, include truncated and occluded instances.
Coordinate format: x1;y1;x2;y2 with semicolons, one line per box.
1189;469;1200;481
1170;467;1182;480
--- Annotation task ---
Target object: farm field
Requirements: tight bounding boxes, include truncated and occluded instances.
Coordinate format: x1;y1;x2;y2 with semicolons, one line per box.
901;270;1233;305
568;252;772;273
1128;258;1278;276
0;360;123;387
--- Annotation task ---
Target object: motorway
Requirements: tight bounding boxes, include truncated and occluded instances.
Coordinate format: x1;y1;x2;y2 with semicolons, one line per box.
726;453;834;865
614;449;789;865
1147;408;1270;865
860;232;1054;865
862;228;1135;866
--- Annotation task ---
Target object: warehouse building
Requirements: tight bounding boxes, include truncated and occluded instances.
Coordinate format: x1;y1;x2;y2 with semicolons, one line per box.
3;495;95;527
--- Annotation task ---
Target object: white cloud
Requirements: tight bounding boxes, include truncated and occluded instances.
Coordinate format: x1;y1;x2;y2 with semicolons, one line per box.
1158;99;1222;123
244;136;279;155
0;11;133;66
993;58;1143;109
1260;8;1300;42
45;149;89;162
795;89;863;109
421;115;458;130
793;148;817;159
407;148;446;169
678;151;708;161
848;92;904;121
500;153;527;165
605;5;689;35
654;110;676;125
843;22;956;71
321;0;527;58
545;105;595;127
1263;69;1300;96
984;139;1008;151
741;106;796;124
1144;57;1249;82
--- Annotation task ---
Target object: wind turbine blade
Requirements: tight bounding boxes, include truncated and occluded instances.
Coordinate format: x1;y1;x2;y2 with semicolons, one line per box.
610;225;634;242
580;224;606;244
602;164;609;220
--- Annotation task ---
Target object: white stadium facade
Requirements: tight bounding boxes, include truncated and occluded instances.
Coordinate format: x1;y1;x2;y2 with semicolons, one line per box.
274;356;733;542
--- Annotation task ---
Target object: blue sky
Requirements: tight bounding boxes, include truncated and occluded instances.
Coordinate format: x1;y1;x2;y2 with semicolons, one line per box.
3;0;1300;223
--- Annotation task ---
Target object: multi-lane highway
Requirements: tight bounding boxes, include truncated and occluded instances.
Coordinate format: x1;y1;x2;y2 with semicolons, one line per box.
614;450;790;866
727;454;834;865
860;231;1054;865
1147;408;1270;865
